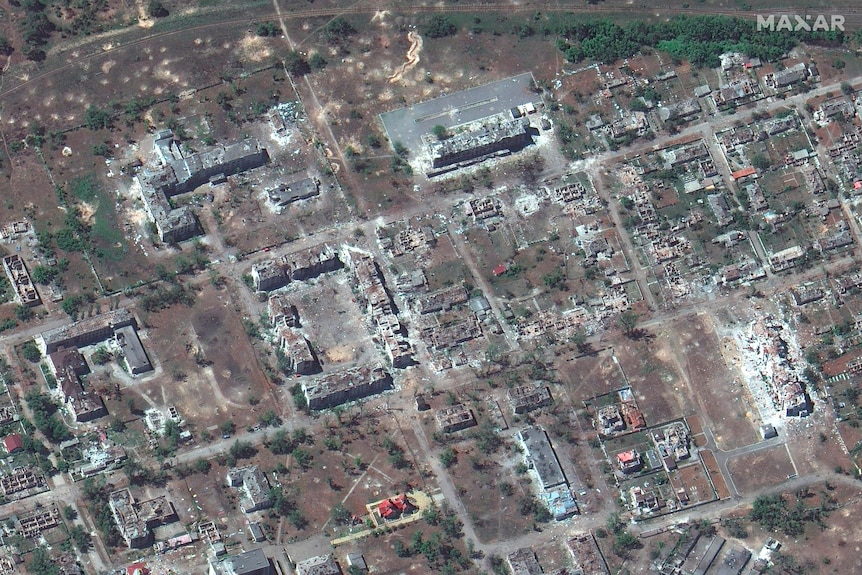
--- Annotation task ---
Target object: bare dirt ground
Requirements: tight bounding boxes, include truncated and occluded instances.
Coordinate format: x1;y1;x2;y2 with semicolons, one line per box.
445;441;535;543
665;313;759;450
134;284;274;431
784;411;853;476
278;271;379;370
700;450;731;500
726;445;796;496
613;330;693;426
555;349;626;404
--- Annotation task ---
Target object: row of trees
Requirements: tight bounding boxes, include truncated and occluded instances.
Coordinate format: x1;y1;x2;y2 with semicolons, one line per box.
556;15;844;67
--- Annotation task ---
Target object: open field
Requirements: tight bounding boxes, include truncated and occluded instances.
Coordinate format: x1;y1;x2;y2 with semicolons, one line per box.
699;450;731;500
556;349;626;404
726;445;796;496
133;284;274;431
614;331;693;426
667;314;759;450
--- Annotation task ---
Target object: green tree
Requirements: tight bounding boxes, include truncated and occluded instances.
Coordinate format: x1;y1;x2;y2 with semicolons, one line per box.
439;447;457;468
220;420;236;436
28;547;59;575
292;447;313;469
431;124;449;140
31;265;57;284
424;15;457;38
618;311;639;336
69;524;92;552
331;503;351;524
148;0;168;17
92;346;112;365
284;51;310;76
21;341;41;362
15;305;34;321
83;106;113;131
751;154;771;170
309;52;327;71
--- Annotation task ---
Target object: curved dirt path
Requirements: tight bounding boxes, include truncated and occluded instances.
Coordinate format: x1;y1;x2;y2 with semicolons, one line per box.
388;30;423;84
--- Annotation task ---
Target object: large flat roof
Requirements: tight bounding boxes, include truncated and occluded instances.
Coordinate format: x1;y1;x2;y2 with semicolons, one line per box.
519;427;567;489
380;72;535;154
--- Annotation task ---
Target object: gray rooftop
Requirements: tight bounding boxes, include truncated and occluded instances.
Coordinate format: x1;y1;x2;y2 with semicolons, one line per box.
213;548;273;575
519;427;567;489
115;325;152;374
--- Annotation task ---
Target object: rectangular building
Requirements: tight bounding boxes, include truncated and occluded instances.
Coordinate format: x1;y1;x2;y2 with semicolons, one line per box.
2;254;40;307
39;308;135;354
507;385;552;414
435;403;477;433
115;325;153;374
519;427;566;489
302;365;393;410
209;548;273;575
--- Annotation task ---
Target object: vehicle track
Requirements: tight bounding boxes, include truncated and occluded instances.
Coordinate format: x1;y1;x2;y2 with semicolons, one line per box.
3;2;862;100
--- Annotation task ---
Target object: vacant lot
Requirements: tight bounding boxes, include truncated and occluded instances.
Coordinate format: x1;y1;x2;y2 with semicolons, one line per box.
614;330;693;426
556;349;627;404
700;450;731;500
726;445;796;496
134;284;274;431
666;313;759;450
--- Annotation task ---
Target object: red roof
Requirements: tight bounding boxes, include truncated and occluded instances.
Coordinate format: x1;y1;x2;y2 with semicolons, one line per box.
378;500;397;518
126;563;149;575
3;434;23;453
493;264;508;276
854;181;862;190
392;494;409;511
617;450;637;463
732;167;757;180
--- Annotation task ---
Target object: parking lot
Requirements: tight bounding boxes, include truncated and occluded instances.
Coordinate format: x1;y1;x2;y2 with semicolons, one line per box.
380;72;537;154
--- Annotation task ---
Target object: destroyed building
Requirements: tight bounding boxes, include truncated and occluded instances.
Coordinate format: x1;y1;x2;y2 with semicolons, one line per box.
39;308;135;354
277;328;319;375
0;466;47;498
519;427;567;489
251;245;342;291
268;294;299;327
566;533;611;575
435;403;477;433
415;285;468;315
767;63;809;88
295;555;341;575
226;466;273;513
108;489;178;549
507;384;552;414
49;347;107;423
346;249;415;368
267;177;320;207
427;113;533;170
302;364;393;410
658;98;701;122
139;132;269;242
2;254;40;307
506;549;543;575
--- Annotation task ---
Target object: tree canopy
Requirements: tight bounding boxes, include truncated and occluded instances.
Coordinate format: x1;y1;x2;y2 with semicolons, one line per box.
556;15;844;66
